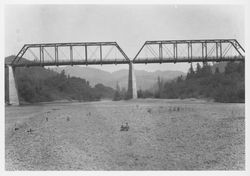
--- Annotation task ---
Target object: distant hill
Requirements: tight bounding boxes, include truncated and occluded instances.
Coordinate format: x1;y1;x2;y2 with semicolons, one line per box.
5;55;34;65
52;66;185;90
5;55;15;65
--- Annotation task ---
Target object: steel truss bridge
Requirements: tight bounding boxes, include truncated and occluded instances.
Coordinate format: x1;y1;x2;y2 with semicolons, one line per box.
10;39;244;67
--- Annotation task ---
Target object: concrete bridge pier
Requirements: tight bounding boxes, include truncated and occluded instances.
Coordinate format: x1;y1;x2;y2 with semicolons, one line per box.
127;62;137;99
6;66;19;105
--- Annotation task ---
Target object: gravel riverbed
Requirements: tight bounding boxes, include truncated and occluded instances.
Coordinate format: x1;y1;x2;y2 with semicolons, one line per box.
5;99;245;170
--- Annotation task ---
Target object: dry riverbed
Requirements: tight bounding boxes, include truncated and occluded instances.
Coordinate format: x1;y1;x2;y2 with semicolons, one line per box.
5;99;245;170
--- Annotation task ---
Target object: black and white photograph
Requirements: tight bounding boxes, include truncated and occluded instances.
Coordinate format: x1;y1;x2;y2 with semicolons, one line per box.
2;0;248;174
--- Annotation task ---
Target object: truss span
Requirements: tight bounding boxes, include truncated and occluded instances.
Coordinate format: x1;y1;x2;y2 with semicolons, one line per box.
9;39;245;67
133;39;244;63
11;42;130;67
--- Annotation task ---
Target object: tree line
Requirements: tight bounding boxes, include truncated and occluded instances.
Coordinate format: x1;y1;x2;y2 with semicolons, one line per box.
6;66;115;103
137;62;245;103
8;61;244;103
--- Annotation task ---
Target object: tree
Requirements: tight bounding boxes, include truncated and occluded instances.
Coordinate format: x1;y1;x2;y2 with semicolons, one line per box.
201;62;212;77
196;63;202;77
155;62;244;103
137;89;143;98
186;64;195;80
156;76;164;98
116;81;120;92
113;82;122;101
60;70;66;79
225;62;239;75
215;67;220;74
177;75;183;82
157;77;163;92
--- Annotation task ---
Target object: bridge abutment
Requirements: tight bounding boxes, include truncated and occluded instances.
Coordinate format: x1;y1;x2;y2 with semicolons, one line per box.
6;66;19;105
127;62;137;99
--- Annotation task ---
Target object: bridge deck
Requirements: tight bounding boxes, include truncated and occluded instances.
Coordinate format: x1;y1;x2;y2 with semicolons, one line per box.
133;56;244;64
11;56;244;67
12;60;130;67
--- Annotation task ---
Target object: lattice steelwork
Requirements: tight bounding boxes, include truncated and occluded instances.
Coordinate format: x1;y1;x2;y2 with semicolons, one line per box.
10;39;245;67
133;39;245;63
11;42;130;67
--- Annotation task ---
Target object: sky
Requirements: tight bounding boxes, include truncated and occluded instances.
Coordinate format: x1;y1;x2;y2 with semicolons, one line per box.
4;4;245;73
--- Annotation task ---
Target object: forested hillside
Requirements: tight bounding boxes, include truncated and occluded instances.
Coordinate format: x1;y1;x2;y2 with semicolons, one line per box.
5;56;115;103
53;66;184;90
138;62;245;103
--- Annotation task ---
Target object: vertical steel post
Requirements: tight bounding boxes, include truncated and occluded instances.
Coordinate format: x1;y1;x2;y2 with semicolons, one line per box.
173;43;178;62
204;42;207;58
55;46;58;65
216;43;218;59
190;43;192;60
41;46;44;65
173;43;175;59
188;43;192;62
202;43;204;59
70;45;73;65
39;46;42;64
100;44;102;64
175;43;178;62
159;43;163;62
85;45;88;63
219;42;222;59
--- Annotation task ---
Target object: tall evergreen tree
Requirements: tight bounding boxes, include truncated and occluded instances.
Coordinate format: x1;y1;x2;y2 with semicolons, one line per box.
113;82;122;101
116;81;121;92
157;76;163;96
215;67;220;74
201;62;212;77
186;64;195;80
196;63;202;77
